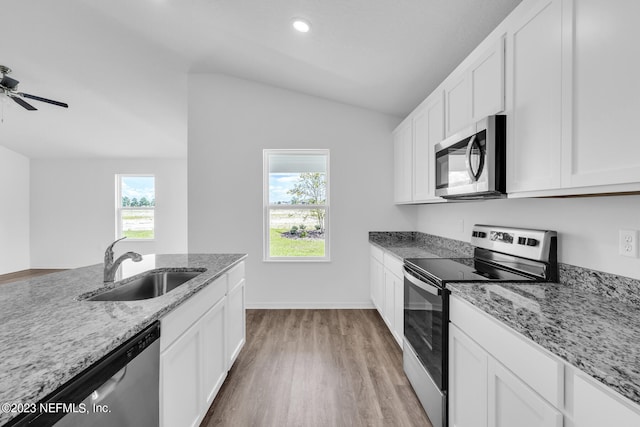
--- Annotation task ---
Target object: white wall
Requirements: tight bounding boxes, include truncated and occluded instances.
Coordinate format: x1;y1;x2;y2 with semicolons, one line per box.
188;73;414;308
30;158;188;268
416;196;640;280
0;145;30;275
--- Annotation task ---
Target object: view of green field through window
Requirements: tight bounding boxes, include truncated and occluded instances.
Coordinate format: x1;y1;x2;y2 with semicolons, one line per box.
119;176;155;239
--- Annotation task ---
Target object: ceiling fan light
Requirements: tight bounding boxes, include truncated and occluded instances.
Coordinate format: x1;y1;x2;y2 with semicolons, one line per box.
292;18;311;33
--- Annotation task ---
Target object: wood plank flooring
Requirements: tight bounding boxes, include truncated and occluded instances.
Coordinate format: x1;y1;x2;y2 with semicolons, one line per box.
201;309;433;427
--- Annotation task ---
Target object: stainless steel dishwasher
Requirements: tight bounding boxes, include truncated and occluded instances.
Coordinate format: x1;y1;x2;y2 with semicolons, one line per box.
12;322;160;427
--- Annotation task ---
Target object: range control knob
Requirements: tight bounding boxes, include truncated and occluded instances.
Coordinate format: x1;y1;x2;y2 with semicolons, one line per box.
526;238;539;247
518;237;526;245
473;231;487;238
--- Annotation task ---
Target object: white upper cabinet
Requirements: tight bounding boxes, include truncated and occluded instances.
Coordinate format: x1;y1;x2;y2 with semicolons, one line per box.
445;36;506;138
445;72;472;137
412;106;431;201
562;0;640;189
506;0;564;193
507;0;640;196
394;91;445;204
471;37;506;121
397;0;640;198
393;122;413;203
413;91;445;203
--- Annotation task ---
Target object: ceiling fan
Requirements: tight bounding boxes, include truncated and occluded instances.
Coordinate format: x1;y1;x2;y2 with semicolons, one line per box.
0;65;68;110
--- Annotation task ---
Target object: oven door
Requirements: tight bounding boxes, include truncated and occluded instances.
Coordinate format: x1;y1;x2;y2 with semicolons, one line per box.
403;266;448;427
403;267;447;390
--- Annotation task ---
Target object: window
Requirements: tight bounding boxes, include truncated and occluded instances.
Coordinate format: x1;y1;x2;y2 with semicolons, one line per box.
263;149;329;261
116;175;155;240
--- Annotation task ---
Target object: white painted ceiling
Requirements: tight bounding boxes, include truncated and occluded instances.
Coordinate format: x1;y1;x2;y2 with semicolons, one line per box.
0;0;521;159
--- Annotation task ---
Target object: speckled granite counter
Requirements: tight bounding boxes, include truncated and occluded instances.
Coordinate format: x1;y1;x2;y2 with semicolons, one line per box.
448;282;640;406
0;253;246;426
369;231;473;260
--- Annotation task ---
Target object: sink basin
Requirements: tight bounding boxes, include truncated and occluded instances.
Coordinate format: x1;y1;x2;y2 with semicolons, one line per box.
88;270;204;301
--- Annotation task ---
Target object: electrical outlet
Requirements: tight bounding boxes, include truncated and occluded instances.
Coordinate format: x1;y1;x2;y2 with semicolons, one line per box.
619;229;639;257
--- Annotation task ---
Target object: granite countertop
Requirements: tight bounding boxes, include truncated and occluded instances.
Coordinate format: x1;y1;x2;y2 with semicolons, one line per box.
448;282;640;406
0;253;246;425
369;231;472;260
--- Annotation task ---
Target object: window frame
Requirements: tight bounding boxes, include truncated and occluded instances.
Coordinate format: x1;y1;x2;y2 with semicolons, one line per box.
263;149;330;262
115;174;156;241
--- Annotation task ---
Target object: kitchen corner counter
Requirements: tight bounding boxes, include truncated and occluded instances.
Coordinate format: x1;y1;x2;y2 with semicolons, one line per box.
447;281;640;406
0;253;246;426
369;231;473;260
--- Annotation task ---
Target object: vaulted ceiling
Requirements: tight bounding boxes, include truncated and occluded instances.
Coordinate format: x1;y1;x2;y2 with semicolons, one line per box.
0;0;520;158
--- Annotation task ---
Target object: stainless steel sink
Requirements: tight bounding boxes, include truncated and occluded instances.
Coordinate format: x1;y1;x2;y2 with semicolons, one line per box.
88;270;204;301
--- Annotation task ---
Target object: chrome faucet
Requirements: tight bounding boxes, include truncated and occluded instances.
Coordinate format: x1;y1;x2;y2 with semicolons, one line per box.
104;237;143;284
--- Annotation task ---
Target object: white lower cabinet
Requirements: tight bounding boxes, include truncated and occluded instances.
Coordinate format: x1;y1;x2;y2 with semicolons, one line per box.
159;261;246;427
369;244;403;348
370;245;384;312
450;295;563;427
201;298;227;406
450;294;640;427
449;324;488;427
572;372;640;427
226;275;245;368
487;358;562;427
449;324;561;427
161;322;202;427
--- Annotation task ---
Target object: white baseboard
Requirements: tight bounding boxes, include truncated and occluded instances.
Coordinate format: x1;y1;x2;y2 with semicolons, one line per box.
246;301;376;309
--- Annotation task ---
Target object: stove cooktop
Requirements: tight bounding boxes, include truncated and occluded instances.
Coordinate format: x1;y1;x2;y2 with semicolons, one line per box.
405;257;538;285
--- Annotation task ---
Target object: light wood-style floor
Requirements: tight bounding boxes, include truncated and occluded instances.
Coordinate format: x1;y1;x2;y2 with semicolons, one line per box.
201;309;433;427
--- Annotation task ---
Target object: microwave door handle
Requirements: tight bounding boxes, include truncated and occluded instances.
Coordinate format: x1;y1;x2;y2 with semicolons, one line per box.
464;134;478;182
403;267;442;296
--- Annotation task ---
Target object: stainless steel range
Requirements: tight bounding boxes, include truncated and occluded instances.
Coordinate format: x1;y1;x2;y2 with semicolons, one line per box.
402;225;558;427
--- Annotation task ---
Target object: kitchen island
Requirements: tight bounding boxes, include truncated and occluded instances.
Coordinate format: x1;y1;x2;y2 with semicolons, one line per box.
0;253;246;426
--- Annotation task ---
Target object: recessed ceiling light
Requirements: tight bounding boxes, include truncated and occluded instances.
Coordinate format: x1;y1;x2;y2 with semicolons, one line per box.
292;18;311;33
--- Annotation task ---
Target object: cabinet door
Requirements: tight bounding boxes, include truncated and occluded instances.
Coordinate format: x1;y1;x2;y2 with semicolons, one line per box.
427;91;445;148
445;72;472;137
226;279;246;368
370;256;384;312
573;373;640;427
412;107;431;202
201;297;227;407
506;0;563;193
471;36;505;121
393;270;403;347
383;269;396;334
487;358;562;427
449;325;488;427
393;123;413;203
161;323;202;427
563;0;640;188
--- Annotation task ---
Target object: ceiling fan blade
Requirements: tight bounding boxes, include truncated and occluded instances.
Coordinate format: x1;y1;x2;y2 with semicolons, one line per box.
20;92;68;108
10;95;37;111
0;75;19;90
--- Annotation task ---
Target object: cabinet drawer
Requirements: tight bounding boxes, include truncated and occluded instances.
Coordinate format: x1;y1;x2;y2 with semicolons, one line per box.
161;275;227;352
450;295;563;407
383;253;404;277
370;245;384;263
227;261;245;292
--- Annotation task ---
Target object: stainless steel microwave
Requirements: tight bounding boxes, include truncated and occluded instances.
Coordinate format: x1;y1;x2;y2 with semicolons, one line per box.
434;115;506;199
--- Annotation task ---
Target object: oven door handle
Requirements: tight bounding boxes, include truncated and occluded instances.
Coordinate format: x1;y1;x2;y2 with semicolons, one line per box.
403;267;442;296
